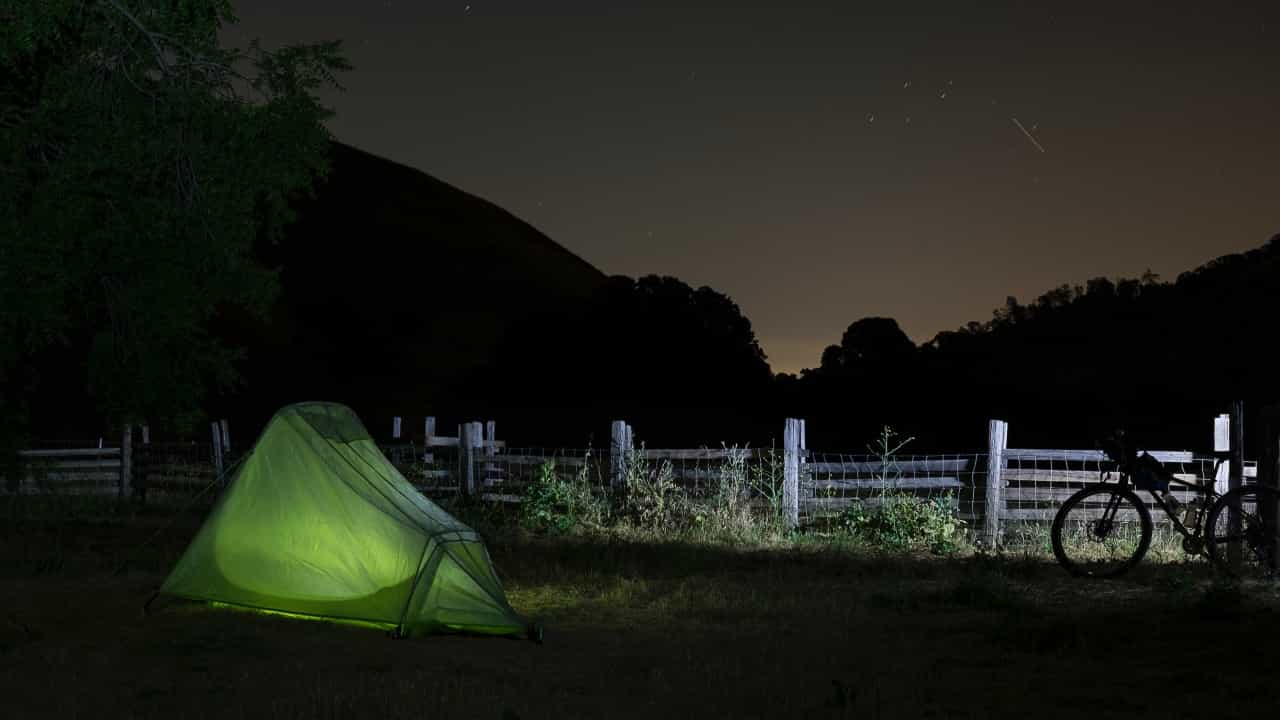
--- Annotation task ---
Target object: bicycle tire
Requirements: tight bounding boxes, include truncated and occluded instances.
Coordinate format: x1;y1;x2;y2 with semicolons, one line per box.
1052;485;1153;578
1204;485;1280;577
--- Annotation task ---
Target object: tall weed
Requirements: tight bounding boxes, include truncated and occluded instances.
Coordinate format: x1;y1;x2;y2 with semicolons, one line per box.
622;447;687;531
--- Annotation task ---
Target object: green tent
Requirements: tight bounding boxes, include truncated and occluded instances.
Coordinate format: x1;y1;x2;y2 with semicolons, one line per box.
155;402;531;639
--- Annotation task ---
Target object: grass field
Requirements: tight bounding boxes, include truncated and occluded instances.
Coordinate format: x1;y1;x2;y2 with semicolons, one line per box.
2;508;1279;719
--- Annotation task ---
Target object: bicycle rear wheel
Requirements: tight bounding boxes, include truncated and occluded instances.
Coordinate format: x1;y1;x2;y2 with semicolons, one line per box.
1205;485;1280;578
1052;485;1153;578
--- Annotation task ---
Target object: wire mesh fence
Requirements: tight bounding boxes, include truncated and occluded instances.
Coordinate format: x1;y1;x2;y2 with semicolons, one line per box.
380;444;610;501
6;430;1263;551
797;452;987;528
134;442;230;507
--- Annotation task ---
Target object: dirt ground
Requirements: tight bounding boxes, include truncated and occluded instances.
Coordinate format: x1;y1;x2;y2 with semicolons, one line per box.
2;516;1279;719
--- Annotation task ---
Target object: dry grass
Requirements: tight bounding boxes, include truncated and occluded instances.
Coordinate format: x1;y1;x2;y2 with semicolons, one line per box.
1;508;1278;719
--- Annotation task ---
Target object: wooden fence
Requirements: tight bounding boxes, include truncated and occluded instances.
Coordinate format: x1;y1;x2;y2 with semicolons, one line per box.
5;409;1268;546
2;420;232;504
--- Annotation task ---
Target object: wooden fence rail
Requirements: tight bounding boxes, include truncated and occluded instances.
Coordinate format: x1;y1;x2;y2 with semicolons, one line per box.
6;408;1266;545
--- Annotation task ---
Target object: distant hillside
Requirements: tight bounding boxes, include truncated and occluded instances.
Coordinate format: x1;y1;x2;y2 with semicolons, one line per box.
224;142;609;434
785;234;1280;453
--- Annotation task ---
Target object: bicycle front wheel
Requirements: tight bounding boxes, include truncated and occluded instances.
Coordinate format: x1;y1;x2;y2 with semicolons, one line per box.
1205;485;1280;577
1052;485;1153;578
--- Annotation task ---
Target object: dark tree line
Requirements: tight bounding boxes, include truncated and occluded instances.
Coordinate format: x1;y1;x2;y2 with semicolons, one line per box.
777;235;1280;454
458;274;775;447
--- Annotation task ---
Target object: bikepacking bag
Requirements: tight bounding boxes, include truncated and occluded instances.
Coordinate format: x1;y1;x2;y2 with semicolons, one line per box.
1132;452;1170;492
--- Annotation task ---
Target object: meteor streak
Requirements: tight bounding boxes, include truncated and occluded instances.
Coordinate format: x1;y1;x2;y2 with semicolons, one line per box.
1012;117;1046;153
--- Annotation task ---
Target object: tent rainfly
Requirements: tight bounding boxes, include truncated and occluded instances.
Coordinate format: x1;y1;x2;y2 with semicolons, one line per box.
152;402;534;640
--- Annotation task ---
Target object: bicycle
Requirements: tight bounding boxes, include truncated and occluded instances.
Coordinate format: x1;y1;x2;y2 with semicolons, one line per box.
1050;431;1280;578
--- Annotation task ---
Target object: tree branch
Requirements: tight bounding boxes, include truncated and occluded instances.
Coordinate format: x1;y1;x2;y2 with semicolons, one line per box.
101;0;170;76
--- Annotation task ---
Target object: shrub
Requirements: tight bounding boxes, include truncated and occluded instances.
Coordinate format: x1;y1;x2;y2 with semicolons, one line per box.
838;493;964;554
520;455;607;534
835;425;965;554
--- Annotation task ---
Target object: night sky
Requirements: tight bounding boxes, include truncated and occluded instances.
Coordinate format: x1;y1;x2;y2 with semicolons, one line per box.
223;2;1279;375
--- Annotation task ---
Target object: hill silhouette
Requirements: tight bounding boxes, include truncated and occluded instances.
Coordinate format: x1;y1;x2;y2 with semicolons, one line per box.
226;143;775;446
219;141;610;438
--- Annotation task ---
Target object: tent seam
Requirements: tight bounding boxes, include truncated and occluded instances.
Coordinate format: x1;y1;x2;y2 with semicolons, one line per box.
156;592;398;628
339;438;454;532
288;406;425;531
395;536;436;635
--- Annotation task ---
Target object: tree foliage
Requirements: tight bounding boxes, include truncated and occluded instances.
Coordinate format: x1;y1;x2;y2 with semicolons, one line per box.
786;237;1280;452
0;0;351;435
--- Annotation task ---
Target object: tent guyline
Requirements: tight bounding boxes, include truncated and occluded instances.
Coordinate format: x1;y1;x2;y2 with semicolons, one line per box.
150;402;538;641
116;450;255;577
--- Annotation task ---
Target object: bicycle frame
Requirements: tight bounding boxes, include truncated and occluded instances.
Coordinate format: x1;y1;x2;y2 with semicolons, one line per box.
1099;457;1223;549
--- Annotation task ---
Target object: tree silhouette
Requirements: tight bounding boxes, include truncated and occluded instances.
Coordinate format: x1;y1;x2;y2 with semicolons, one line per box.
1;1;350;442
838;317;916;371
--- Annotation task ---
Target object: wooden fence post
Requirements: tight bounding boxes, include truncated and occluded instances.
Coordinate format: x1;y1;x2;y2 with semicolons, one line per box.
138;423;150;504
783;418;801;530
985;419;1008;548
211;421;224;484
460;422;477;496
120;424;132;501
484;421;497;488
1228;401;1245;568
1259;405;1280;572
1214;413;1230;495
471;421;484;489
610;420;632;491
219;419;230;459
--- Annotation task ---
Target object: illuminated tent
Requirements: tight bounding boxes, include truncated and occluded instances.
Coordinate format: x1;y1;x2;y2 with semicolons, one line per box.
155;402;531;639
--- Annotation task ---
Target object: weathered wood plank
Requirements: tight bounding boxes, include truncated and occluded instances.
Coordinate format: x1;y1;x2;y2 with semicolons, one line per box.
18;448;121;458
1003;448;1195;463
802;496;961;512
640;448;759;461
804;476;963;491
26;472;120;483
807;458;972;474
423;437;505;449
21;460;122;471
1000;485;1197;502
997;507;1181;522
1000;469;1210;485
489;455;591;467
